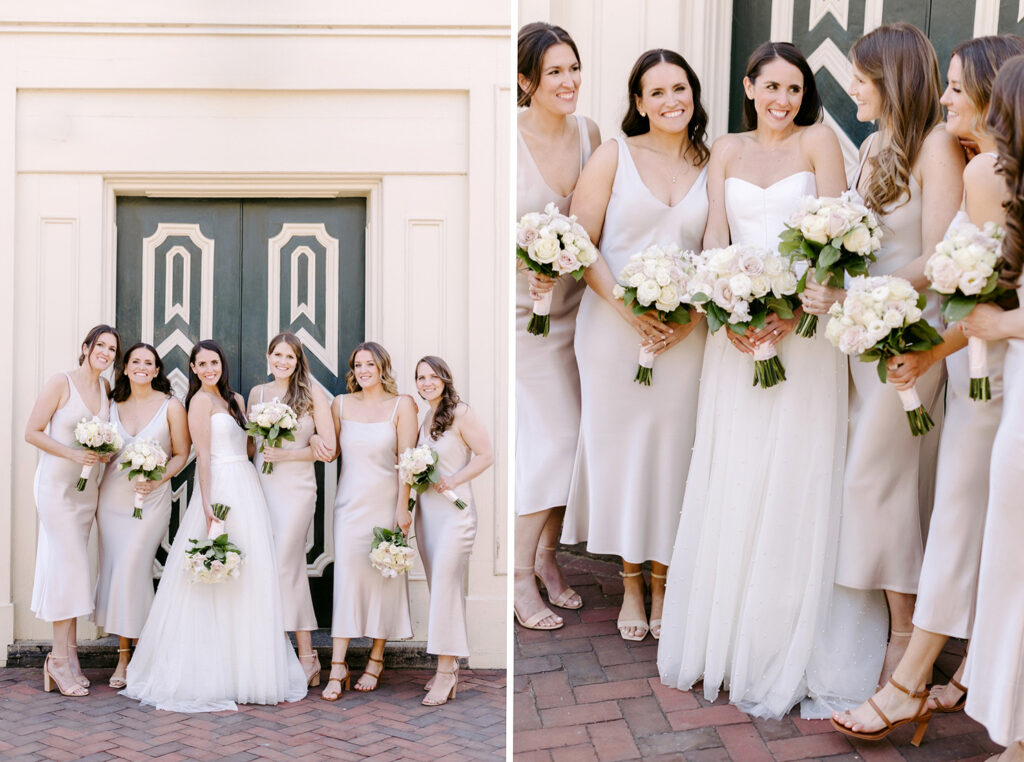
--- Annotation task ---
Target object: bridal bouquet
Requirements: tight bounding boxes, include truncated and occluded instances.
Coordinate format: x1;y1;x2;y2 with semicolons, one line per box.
612;243;702;386
396;445;467;510
696;244;801;388
516;202;599;336
244;398;298;474
184;505;242;583
826;275;944;435
73;416;123;491
118;438;168;519
778;193;882;337
369;526;415;578
924;219;1008;401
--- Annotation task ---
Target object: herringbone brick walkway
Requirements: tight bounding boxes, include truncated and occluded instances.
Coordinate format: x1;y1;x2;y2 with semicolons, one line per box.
0;665;505;761
514;547;999;762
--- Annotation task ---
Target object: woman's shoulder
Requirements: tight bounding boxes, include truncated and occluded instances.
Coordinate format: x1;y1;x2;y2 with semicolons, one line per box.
919;125;963;162
580;115;601;149
798;122;840;149
709;132;745;161
166;395;185;413
396;393;418;412
964;150;1000;183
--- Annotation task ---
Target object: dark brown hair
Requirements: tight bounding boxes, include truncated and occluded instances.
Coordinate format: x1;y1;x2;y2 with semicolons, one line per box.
266;332;314;417
950;35;1024;139
987;55;1024;287
416;356;461;440
851;23;943;212
517;22;580;107
78;324;121;367
345;341;398;395
743;41;822;130
111;343;172;402
184;339;246;428
620;49;710;167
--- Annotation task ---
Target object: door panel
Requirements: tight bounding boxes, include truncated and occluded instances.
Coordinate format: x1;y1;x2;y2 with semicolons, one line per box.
115;196;367;627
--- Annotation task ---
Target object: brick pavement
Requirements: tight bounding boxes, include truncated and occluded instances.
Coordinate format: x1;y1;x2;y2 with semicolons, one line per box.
0;664;505;761
514;547;999;762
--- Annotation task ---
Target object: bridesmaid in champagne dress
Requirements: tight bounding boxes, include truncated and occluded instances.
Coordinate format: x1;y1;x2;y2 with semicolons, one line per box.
811;24;964;687
831;35;1024;745
94;343;190;690
562;49;709;642
514;21;600;631
961;56;1024;762
248;332;334;688
25;324;120;696
322;342;416;701
412;356;494;707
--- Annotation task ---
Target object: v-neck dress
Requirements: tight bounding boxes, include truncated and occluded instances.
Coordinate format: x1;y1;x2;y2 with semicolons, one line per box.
562;136;708;565
94;397;173;638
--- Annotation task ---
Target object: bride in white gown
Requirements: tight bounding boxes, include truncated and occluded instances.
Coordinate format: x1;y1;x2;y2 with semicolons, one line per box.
123;340;307;712
657;42;887;719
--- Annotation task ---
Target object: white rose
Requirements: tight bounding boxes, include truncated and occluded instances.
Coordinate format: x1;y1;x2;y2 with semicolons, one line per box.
926;255;960;293
842;224;872;255
771;271;799;295
712;279;736;309
739;251;765;276
729;273;753;299
882;309;904;329
656;284;681;311
637;279;661;305
958;271;986;295
887;278;915;301
838;325;868;355
763;253;785;275
750;274;771;298
529;234;560;264
799;214;830;244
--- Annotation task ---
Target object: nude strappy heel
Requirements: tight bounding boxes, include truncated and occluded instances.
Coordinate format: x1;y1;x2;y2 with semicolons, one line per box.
534;544;582;610
68;645;89;688
108;647;131;689
422;663;459;706
299;652;322;688
514;565;563;630
617;571;649;642
43;654;88;697
649;572;667;640
831;676;933;747
321;660;350;701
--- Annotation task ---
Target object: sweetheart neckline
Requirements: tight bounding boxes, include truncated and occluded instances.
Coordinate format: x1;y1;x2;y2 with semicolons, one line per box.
725;171;814;192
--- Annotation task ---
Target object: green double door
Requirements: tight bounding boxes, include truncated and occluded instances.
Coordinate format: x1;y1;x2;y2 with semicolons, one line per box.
115;197;367;624
729;0;1024;139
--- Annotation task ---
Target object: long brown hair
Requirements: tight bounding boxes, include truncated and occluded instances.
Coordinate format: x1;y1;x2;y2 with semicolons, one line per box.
987;55;1024;288
345;341;398;395
78;324;121;367
184;339;246;428
416;356;461;441
851;23;943;213
266;332;314;417
620;49;710;167
951;35;1024;140
111;343;173;403
517;22;580;107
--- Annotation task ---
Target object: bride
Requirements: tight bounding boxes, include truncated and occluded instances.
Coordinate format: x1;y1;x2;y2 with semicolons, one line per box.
656;41;887;718
122;340;307;712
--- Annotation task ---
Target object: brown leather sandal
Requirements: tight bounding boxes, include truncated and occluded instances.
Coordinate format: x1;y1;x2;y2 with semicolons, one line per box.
930;676;967;713
831;677;932;747
321;660;350;701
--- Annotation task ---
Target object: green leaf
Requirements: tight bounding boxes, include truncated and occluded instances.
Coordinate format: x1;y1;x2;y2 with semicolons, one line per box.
876;358;888;384
665;305;692;325
941;294;977;323
796;270;808;293
818;245;841;271
765;297;794;320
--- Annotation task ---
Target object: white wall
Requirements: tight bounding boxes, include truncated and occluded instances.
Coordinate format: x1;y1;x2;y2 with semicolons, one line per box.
0;1;509;668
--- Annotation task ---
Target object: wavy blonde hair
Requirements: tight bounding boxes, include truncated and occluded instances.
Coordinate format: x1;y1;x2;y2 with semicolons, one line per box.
267;332;314;417
987;55;1024;288
345;341;399;395
851;23;942;213
952;35;1024;140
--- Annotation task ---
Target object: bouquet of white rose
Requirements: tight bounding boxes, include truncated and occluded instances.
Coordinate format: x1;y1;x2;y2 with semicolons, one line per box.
73;416;123;491
778;192;882;337
184;505;241;582
368;525;416;579
396;445;467;510
695;244;801;388
826;275;944;435
244;398;298;474
612;243;702;386
516;202;599;336
924;220;1010;401
118;438;168;519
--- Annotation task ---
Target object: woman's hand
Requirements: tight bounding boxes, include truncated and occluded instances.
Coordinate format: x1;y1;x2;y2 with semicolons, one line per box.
261;445;288;463
134;479;157;497
435;475;458;494
801;280;846;315
203;505;215;534
395;506;413;534
69;448;99;467
98;452;114;464
309;433;333;461
726;328;758;355
626;309;671;345
748;312;799;346
650;313;704;356
961;303;1011;342
527;271;557;301
887;349;935;391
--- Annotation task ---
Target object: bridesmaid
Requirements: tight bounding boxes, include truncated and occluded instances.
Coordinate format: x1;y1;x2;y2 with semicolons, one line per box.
562;48;709;641
831;35;1024;744
94;343;190;689
322;342;416;701
25;324;120;696
514;21;600;631
960;54;1024;762
413;356;494;706
807;22;964;685
248;332;334;688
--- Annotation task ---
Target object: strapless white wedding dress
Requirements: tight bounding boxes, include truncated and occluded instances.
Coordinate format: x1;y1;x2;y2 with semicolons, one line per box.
657;172;888;719
122;413;307;712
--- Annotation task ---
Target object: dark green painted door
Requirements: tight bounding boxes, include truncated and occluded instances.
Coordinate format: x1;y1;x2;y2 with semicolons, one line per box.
115;196;367;627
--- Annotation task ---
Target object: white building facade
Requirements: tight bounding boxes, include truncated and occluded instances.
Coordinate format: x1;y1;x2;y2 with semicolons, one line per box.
0;1;509;668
